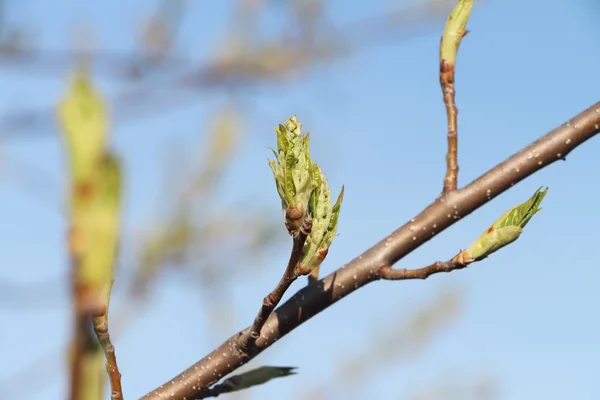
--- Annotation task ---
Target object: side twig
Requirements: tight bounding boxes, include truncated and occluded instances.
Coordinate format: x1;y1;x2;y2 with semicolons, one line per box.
378;250;473;280
141;102;600;400
92;314;123;400
440;0;472;192
240;219;312;352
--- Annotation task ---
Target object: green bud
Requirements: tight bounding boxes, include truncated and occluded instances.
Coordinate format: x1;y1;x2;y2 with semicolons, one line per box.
297;164;344;275
461;186;548;263
268;115;316;233
57;72;108;182
76;154;122;310
440;0;473;64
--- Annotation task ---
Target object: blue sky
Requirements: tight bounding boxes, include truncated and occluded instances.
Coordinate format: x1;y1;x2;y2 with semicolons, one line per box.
0;1;599;399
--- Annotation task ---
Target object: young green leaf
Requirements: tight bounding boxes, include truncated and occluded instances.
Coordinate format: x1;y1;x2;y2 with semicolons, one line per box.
268;115;316;233
461;187;548;263
440;0;473;65
297;165;344;275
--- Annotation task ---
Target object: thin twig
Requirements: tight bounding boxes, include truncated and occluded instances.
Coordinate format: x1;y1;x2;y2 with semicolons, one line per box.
93;315;124;400
140;102;600;400
440;0;472;192
239;219;312;351
378;254;468;280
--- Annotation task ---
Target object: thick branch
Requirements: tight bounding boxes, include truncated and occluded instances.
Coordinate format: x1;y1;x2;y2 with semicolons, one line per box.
141;102;600;400
239;219;312;351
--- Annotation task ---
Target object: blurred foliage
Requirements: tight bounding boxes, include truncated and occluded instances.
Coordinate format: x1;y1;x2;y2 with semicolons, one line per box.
0;0;469;134
407;376;499;400
298;289;467;399
57;71;124;399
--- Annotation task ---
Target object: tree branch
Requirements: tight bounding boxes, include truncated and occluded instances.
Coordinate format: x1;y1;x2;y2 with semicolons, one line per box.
141;101;600;400
239;219;312;352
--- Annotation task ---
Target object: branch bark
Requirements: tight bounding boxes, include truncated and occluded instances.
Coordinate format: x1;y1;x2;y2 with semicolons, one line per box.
141;101;600;400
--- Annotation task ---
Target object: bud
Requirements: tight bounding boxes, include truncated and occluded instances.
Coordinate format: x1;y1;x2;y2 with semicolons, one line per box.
458;186;548;264
76;154;122;310
57;72;108;182
297;164;344;275
268;116;316;233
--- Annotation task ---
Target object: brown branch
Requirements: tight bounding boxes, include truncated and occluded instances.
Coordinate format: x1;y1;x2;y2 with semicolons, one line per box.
141;103;600;400
239;219;312;351
92;314;123;400
378;259;466;280
440;2;472;192
440;56;460;192
378;248;476;280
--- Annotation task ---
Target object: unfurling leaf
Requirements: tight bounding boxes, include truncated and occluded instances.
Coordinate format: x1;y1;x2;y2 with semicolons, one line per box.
268;115;316;233
459;187;548;263
297;165;344;275
268;116;344;275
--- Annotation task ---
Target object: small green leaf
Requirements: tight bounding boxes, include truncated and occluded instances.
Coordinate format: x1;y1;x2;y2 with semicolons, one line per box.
463;187;548;263
493;186;548;230
298;166;344;274
276;125;289;154
284;150;297;206
324;185;344;243
267;116;317;233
